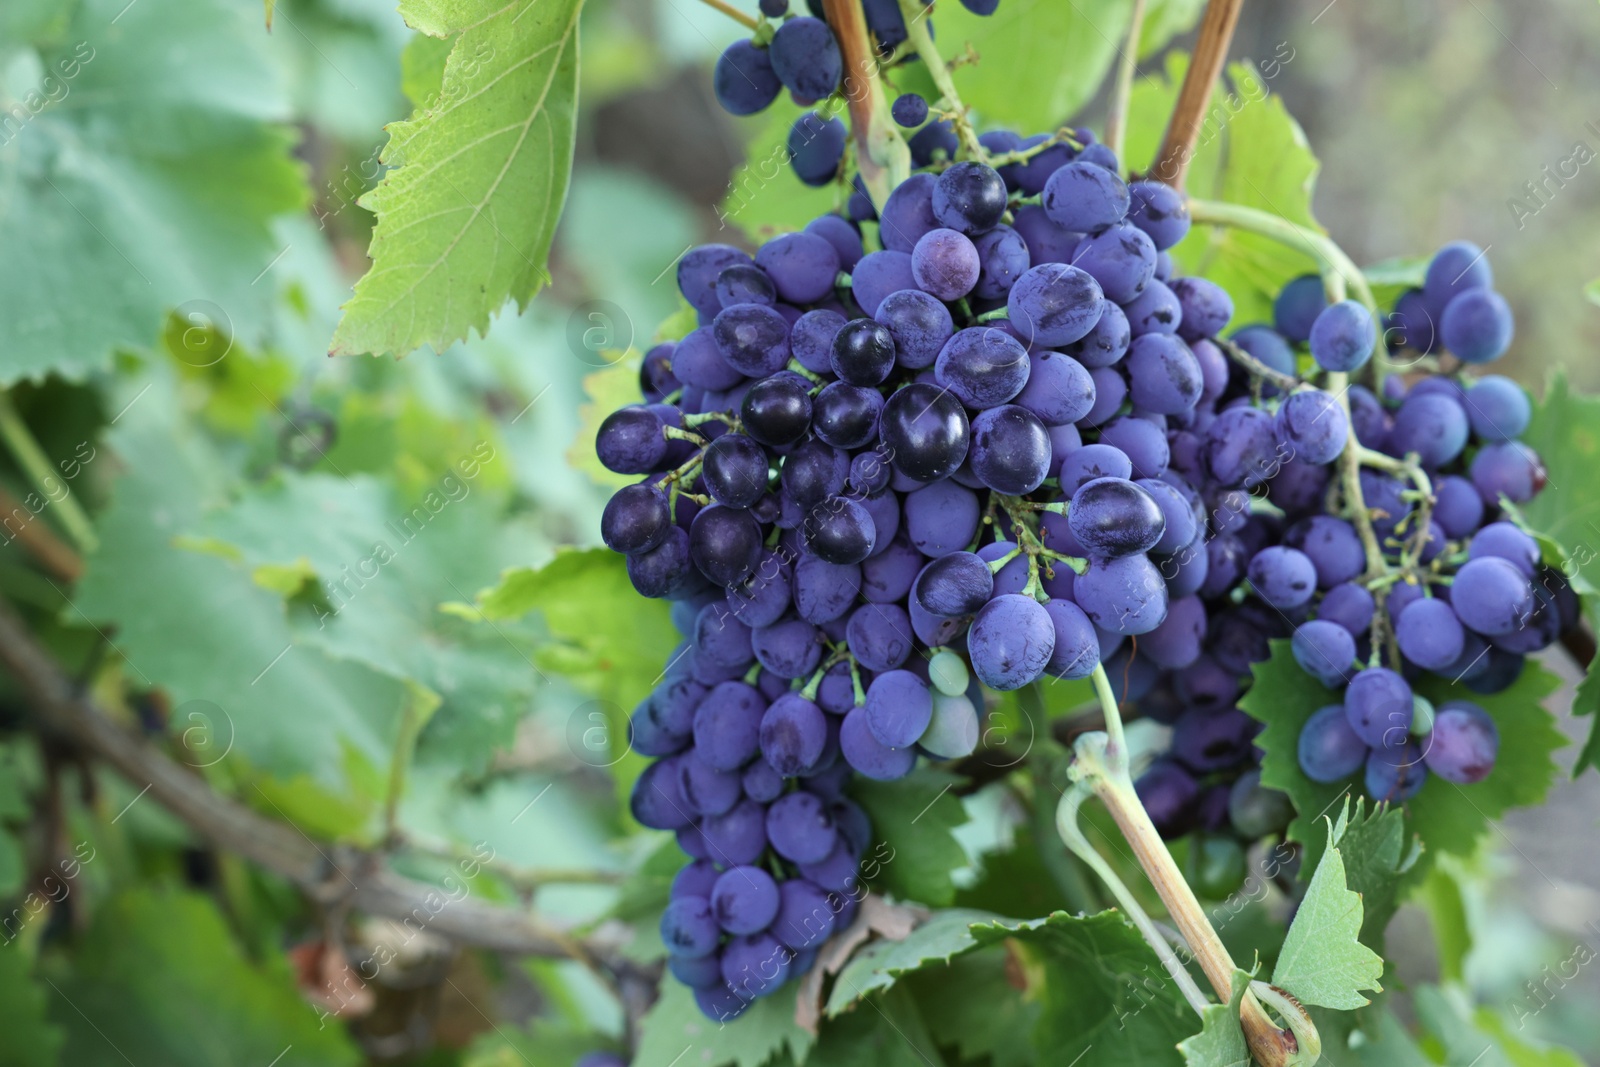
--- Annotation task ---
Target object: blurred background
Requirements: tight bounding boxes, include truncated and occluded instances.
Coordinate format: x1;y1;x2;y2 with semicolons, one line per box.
1;0;1598;1061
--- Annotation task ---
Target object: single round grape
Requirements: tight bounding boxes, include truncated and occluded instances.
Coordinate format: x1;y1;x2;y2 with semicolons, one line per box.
630;756;694;830
933;161;1008;235
861;0;909;50
875;289;953;370
689;504;764;587
627;527;693;598
891;92;928;128
1393;596;1465;671
1064;299;1131;367
969;404;1052;495
758;691;828;776
695;602;754;670
840;706;915;781
1072;554;1168;636
668;952;725;991
1100;416;1171;479
784;311;843;376
1078;366;1128;428
845;602;913;672
1140;594;1206;669
1013;350;1095;427
1424;700;1499;783
766;791;838;864
880;382;971;481
1344;667;1413;749
1011;203;1083;265
1038;598;1097;679
1282;516;1363;590
1423;240;1492;321
1467;521;1539;578
878;172;940;254
1006;263;1105;347
709;865;781;936
1228;769;1294;838
917;691;980;759
1124;333;1203;414
1273;273;1327;342
692;680;766;771
751;614;825;678
914;551;994;617
1059;443;1133;492
927;649;970;696
596;406;667;474
850;251;916;320
712;303;790;377
1292;619;1357;688
740;375;813;447
904;480;981;557
908;119;958;167
694;983;750;1022
770;879;837;951
787;111;847;186
722;931;792;999
756;231;840;304
702;434;770;509
968;594;1056;690
1450;556;1534;635
672;859;722;901
824;318;893;386
713;40;783;116
661;895;722;957
1122;278;1182;336
812;383;882;450
805;214;863;271
1469;441;1546;505
802;496;877;565
1069;477;1165;559
1429;475;1484;541
1460;374;1529;441
1297;704;1369;783
793;555;860;623
1308;300;1375;372
1172;277;1233;341
911;228;981;301
1247;545;1317;609
1136;479;1197;556
1275;389;1349;466
935;327;1031;408
715;263;777;309
1440;287;1514;364
1122;181;1190;250
769;16;841;99
1191;338;1228;400
1042;161;1129;233
1068;222;1158;302
971;224;1031;301
601;484;672;555
1204;406;1280;489
1366;742;1428;803
1390;392;1469;467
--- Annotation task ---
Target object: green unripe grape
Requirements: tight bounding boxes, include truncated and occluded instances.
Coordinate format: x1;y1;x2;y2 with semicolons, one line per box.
1227;768;1293;838
918;692;980;759
1410;695;1436;737
928;649;969;697
1183;835;1248;900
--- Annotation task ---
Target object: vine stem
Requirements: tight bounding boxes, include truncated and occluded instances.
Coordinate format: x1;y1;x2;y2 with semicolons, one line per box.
1066;665;1304;1066
0;392;98;555
825;0;911;210
1213;335;1303;395
1056;781;1209;1015
1103;0;1147;162
693;0;759;30
1186;199;1376;310
896;0;986;161
1150;0;1244;188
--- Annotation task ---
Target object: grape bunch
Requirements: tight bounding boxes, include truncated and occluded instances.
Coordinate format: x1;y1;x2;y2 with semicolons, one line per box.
595;100;1568;1014
712;0;999;194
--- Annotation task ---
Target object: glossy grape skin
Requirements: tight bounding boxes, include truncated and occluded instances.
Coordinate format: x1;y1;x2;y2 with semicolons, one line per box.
875;289;953;369
911;228;981;301
1308;300;1376;372
1069;477;1165;558
1291;620;1356;688
913;551;994;617
878;172;940;254
628;527;694;599
741;375;813;446
1424;700;1500;783
596;406;667;474
602;484;672;555
702;434;771;509
1074;554;1168;635
1006;263;1105;347
1297;704;1369;783
880;382;971;480
932;161;1008;235
968;594;1056;690
935;327;1031;408
968;404;1052;495
1344;668;1413;749
787;111;847;186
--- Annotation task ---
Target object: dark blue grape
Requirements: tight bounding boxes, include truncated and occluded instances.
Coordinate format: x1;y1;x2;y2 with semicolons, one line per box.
1069;222;1156;304
874;289;953;369
911;227;981;301
935;327;1030;408
1291;620;1356;688
1125;181;1190;251
971;225;1031;300
1272;273;1326;342
1069;477;1164;558
713;303;791;377
933;161;1008;235
850;250;916;315
1308;300;1375;373
1006;263;1104;347
713;40;782;116
1440;287;1513;363
892;92;928;128
968;594;1055;690
1275;389;1349;466
878;172;939;254
1124;333;1202;414
756;231;840;304
769;16;841;99
602;483;672;555
741;374;813;446
969;404;1052;494
1297;704;1368;783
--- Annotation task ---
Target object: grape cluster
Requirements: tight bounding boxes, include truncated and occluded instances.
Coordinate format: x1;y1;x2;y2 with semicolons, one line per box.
596;104;1567;1013
712;1;999;194
1280;243;1564;802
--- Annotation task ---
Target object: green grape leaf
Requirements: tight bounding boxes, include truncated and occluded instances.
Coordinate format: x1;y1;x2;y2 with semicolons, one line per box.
46;889;360;1067
75;374;410;822
807;986;942;1067
941;0;1131;136
1242;641;1566;871
0;944;64;1067
1125;56;1322;329
953;838;1076;919
401;31;454;110
970;910;1195;1066
1139;0;1208;58
633;979;813;1067
1177;970;1252;1067
1418;863;1472;983
1330;799;1415;948
1414;985;1588;1067
849;768;969;907
1519;370;1600;774
902;948;1039;1067
825;907;1003;1015
331;0;582;358
718;97;845;243
0;0;304;385
1271;813;1384;1009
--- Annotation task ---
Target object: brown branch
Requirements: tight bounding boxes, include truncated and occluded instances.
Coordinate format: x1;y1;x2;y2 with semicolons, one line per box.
1149;0;1245;189
824;0;900;209
0;592;623;966
0;485;84;582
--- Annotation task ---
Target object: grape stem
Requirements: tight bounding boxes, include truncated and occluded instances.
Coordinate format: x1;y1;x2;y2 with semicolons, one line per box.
1055;779;1211;1016
1064;665;1307;1066
1103;0;1147;162
0;391;99;554
985;128;1084;167
1149;0;1245;189
824;0;911;211
693;0;760;31
895;0;986;161
1185;199;1376;310
1212;335;1303;395
973;307;1010;323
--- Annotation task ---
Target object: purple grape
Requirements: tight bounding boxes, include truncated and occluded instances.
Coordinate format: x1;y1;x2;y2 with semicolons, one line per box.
694;982;750;1021
771;879;838;950
713;303;791;377
631;756;694;830
766;791;838;864
1042;161;1129;233
769;16;841;99
1059;443;1132;491
715;264;777;309
971;225;1031;301
878;172;939;254
1170;706;1258;773
759;692;828;775
757;231;840;304
914;551;993;617
596;406;667;474
879;381;971;481
1172;277;1233;341
912;228;981;301
602;484;672;555
1042;598;1099;679
860;535;921;603
788;309;846;375
751;615;825;678
1366;742;1428;802
1069;477;1165;558
722;931;792;998
1124;333;1203;414
1292;619;1357;688
1098;416;1170;479
1078;366;1128;428
1462;375;1530;441
933;161;1008;235
903;479;981;557
845;602;914;671
850;250;916;317
1204;406;1281;488
1141;594;1206;669
1469;441;1546;505
1011;203;1082;265
1386;288;1436;353
1122;278;1182;336
1423;240;1493;320
1125;181;1191;251
1063;299;1131;368
1275;389;1349;466
875;289;953;369
1073;554;1168;635
968;594;1056;690
1298;704;1369;783
793;555;860;623
935;327;1031;409
811;383;882;450
1389;392;1469;467
1450;556;1534;635
1344;667;1413;749
1424;700;1499;783
690;504;764;587
1440;288;1514;363
892;92;928;128
1467;521;1539;578
1394;596;1465;670
1283;515;1364;589
1308;300;1375;373
908;119;958;167
1136;760;1201;838
863;669;934;747
713;39;783;115
1273;274;1326;342
805;214;864;270
840;704;917;779
968;404;1052;494
1006;263;1105;347
662;895;722;957
627;527;693;599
